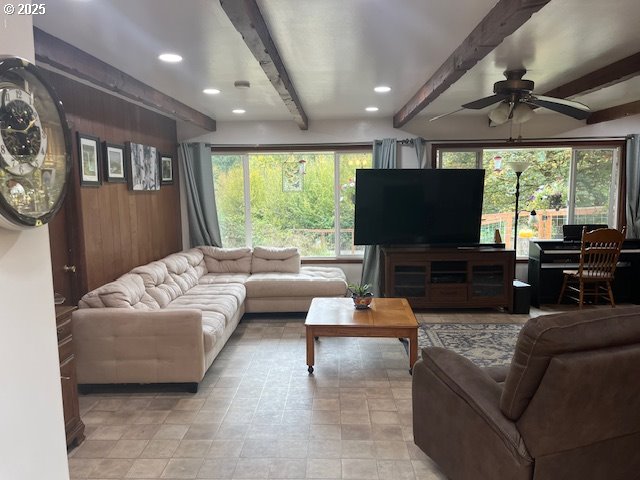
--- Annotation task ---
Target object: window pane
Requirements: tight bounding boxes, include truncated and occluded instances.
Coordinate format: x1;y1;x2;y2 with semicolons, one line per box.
212;154;246;248
249;153;335;256
483;149;571;256
574;149;614;226
440;151;478;168
338;152;372;255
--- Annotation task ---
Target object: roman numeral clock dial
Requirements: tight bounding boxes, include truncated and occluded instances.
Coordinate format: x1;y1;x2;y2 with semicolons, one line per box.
0;57;71;229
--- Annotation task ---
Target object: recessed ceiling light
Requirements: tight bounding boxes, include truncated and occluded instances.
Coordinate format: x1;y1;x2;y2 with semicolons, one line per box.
365;106;379;112
232;109;246;114
158;53;182;63
374;86;391;93
203;88;221;95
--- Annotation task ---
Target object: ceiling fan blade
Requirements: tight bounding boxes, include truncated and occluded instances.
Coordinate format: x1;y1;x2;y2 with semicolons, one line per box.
527;95;591;120
462;94;507;110
429;108;465;122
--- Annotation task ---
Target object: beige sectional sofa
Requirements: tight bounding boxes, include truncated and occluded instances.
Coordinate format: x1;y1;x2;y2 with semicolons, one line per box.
72;246;347;391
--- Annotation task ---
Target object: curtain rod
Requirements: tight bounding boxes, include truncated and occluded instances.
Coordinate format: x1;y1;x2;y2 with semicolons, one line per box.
209;141;371;149
373;138;426;145
428;135;627;143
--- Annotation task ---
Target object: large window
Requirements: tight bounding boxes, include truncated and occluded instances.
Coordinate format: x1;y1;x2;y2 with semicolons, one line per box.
436;144;622;257
212;149;372;257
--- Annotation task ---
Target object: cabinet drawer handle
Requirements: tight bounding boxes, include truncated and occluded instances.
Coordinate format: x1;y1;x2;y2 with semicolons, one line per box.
61;376;71;380
57;327;64;334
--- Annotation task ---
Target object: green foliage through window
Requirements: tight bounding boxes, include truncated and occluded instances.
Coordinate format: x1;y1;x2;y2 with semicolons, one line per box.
212;151;372;257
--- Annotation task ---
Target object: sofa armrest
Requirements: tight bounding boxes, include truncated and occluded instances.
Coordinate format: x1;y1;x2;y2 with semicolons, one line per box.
72;308;206;384
413;347;532;480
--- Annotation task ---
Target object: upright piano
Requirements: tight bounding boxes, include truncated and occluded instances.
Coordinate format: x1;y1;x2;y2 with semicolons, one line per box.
528;239;640;306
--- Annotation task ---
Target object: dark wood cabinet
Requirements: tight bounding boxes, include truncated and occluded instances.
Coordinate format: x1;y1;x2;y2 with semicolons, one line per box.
382;247;515;311
56;306;85;448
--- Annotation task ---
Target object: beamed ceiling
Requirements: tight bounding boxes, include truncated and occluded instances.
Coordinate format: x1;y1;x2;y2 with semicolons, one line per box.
34;0;640;138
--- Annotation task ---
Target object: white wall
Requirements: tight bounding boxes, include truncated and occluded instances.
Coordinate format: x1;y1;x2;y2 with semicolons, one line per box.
190;117;408;144
556;114;640;137
188;117;423;167
0;16;70;480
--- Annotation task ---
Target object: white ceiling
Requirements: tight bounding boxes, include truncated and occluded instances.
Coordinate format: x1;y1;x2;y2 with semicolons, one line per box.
34;0;640;133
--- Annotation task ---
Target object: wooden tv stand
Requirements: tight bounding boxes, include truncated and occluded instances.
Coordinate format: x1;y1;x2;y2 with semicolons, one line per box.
381;247;515;311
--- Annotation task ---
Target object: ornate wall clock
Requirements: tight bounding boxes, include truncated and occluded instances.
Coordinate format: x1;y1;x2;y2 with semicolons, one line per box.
0;56;71;230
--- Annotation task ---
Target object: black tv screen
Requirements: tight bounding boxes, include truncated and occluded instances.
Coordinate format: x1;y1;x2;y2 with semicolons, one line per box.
354;169;485;246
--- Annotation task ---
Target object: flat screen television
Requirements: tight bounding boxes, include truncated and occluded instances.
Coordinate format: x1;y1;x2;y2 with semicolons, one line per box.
354;169;485;246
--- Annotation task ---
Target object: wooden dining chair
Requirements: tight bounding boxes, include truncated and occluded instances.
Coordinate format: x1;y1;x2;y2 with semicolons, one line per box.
558;226;626;308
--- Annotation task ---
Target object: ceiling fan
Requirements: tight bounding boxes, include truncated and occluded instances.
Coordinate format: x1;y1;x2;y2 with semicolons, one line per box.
431;69;591;125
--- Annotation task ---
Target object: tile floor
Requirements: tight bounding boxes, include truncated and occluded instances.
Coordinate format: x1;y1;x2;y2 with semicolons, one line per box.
68;308;551;480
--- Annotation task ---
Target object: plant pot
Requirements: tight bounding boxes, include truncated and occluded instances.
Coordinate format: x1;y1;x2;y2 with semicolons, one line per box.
352;293;373;309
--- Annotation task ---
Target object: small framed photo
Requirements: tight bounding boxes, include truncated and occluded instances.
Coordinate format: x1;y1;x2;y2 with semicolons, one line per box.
126;141;159;191
160;154;174;185
77;133;101;187
103;142;126;183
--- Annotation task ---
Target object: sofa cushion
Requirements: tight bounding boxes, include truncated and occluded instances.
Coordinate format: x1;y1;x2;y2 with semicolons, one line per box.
131;261;183;308
179;248;207;278
200;311;226;354
251;246;301;273
162;253;201;293
187;283;247;307
200;246;253;274
78;274;160;309
244;266;347;297
166;294;237;324
199;272;250;285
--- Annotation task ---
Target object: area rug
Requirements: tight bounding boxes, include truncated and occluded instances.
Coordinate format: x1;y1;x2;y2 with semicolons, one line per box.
418;323;523;367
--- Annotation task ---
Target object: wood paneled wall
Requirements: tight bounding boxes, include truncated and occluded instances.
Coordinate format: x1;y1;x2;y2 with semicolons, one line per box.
44;70;182;292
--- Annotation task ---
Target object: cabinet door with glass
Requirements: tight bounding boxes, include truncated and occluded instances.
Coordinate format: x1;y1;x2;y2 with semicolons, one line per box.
468;261;509;304
389;263;429;298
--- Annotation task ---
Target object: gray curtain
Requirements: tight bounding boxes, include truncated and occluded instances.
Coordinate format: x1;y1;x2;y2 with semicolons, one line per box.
413;137;429;168
361;138;397;295
179;143;222;247
626;134;640;238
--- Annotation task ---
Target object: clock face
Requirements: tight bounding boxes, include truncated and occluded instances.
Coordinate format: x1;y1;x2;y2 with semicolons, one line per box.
0;87;48;175
0;57;71;229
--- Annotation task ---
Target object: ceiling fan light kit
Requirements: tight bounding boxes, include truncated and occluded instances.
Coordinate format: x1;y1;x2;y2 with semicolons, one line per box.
511;102;534;124
488;101;511;124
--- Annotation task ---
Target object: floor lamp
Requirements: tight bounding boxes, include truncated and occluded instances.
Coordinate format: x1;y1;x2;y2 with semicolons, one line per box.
507;161;530;251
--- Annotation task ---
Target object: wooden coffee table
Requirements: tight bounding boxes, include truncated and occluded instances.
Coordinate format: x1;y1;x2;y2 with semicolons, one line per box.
305;297;419;374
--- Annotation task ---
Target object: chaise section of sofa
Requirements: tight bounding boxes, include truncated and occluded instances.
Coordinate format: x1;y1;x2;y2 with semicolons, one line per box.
73;245;348;389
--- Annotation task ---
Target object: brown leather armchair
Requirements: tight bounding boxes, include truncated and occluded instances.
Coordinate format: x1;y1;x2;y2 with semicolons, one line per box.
412;307;640;480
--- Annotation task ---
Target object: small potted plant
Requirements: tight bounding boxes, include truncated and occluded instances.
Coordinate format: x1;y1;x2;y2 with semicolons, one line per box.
348;283;373;309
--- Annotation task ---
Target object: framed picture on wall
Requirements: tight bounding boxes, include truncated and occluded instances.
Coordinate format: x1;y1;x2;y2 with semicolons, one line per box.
77;133;101;187
160;154;173;185
126;141;159;191
103;142;126;183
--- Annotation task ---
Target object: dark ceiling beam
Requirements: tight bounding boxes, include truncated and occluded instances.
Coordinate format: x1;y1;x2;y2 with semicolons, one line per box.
220;0;308;130
33;27;216;132
542;52;640;99
393;0;551;128
586;100;640;125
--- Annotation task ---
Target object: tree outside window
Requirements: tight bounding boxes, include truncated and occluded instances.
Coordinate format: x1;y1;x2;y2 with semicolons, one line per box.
212;150;372;257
